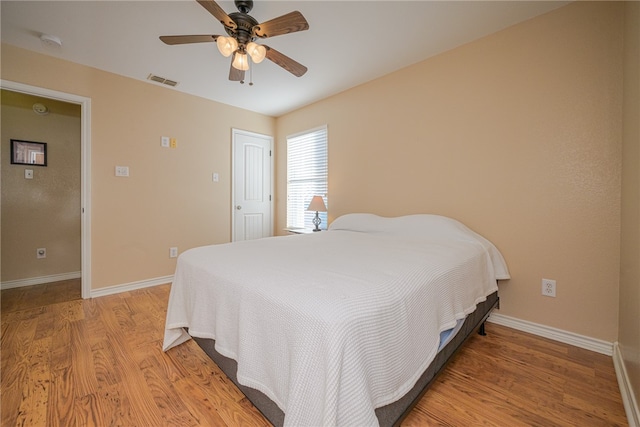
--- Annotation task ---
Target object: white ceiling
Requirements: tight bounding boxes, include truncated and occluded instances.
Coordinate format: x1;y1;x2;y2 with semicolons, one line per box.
1;1;568;117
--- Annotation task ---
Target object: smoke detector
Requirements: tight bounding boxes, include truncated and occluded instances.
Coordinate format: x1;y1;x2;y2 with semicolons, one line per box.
40;34;62;48
32;103;49;115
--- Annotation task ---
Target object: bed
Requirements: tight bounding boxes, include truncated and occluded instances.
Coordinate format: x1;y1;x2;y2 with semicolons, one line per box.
163;213;510;427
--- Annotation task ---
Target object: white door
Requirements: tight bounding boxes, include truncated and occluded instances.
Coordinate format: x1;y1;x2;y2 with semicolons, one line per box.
232;129;273;241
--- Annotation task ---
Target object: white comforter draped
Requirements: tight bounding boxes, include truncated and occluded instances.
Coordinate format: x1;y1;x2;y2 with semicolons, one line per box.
163;214;509;427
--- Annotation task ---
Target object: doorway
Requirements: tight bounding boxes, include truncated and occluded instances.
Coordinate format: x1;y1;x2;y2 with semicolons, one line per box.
231;128;273;241
1;80;91;298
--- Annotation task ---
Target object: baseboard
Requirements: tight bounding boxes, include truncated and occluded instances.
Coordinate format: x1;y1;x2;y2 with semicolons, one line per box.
613;342;640;427
1;271;82;290
487;313;613;356
90;275;173;298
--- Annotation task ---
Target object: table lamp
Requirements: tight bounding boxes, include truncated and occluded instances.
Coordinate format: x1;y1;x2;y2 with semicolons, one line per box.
306;196;327;232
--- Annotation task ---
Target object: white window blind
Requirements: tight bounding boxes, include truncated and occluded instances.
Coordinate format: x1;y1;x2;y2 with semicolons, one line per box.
287;126;328;230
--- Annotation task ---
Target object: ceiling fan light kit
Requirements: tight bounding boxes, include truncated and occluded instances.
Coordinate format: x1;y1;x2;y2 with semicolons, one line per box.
246;42;266;64
216;36;238;57
160;0;309;84
232;51;250;71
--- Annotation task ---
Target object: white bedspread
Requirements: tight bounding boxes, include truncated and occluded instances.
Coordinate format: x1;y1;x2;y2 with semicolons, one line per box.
163;214;509;427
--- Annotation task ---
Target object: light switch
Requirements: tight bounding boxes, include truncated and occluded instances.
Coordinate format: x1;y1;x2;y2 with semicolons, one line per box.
213;172;219;182
25;169;34;179
161;136;170;148
115;166;130;177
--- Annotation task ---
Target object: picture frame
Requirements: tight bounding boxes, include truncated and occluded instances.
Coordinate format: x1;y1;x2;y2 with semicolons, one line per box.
10;139;47;166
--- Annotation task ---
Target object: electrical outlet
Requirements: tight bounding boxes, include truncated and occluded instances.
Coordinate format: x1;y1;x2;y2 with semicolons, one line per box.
542;278;556;297
169;247;178;258
37;248;46;259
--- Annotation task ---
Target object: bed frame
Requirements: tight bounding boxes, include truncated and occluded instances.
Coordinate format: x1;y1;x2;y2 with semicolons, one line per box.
193;291;499;427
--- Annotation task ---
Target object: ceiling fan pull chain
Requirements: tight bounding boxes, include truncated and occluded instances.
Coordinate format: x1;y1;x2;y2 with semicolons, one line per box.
249;63;254;86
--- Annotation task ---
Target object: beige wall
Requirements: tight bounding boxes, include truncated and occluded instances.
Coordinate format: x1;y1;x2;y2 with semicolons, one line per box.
277;2;623;342
1;91;81;281
1;0;633;359
620;0;640;411
1;44;275;289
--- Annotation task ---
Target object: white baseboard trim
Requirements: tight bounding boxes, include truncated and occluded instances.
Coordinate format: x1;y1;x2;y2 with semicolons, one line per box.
613;342;640;427
1;271;82;290
487;313;613;356
90;275;173;298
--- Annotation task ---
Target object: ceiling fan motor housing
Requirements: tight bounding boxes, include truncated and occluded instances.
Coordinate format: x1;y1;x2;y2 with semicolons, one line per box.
227;11;258;46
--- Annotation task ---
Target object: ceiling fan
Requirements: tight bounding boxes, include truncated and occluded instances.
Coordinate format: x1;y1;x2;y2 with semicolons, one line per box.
160;0;309;84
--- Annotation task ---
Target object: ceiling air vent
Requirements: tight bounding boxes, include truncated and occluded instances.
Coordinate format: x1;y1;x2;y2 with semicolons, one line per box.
147;74;178;87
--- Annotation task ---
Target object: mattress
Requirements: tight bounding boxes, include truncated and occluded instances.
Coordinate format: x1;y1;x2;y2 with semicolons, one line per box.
163;213;509;426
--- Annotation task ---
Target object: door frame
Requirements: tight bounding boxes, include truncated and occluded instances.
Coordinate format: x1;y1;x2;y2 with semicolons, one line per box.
231;128;274;241
2;80;92;299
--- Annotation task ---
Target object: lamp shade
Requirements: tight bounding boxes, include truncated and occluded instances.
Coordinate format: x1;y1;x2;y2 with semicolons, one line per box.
216;36;238;57
306;196;327;212
232;51;249;70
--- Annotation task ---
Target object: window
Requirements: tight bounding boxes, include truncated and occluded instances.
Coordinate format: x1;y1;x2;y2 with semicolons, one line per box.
287;126;328;230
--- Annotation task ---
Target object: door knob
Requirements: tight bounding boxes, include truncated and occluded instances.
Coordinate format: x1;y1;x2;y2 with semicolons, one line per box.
236;205;242;210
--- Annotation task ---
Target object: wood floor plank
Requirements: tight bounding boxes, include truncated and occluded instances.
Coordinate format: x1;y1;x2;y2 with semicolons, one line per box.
0;280;629;426
172;375;235;426
32;306;57;341
167;340;248;404
15;337;52;427
1;316;40;426
93;383;140;427
1;287;25;314
93;297;167;427
69;320;100;399
48;365;75;427
445;335;623;427
128;287;168;325
449;345;566;402
405;391;492;426
138;353;195;423
1;357;29;426
431;371;556;427
74;393;105;427
446;368;592;427
562;384;629;426
90;337;123;387
49;317;72;372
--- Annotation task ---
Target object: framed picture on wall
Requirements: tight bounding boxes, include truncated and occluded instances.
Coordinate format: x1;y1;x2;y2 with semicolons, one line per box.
10;139;47;166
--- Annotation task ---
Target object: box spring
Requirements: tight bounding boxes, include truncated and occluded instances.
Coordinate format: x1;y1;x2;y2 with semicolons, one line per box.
193;291;499;427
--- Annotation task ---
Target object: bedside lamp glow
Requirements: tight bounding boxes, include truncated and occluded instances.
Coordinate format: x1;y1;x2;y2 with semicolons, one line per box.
306;196;327;232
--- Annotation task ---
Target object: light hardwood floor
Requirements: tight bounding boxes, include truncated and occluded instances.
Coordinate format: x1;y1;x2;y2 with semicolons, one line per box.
1;280;628;426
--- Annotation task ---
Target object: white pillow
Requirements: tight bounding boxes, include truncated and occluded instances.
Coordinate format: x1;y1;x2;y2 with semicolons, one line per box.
329;213;510;280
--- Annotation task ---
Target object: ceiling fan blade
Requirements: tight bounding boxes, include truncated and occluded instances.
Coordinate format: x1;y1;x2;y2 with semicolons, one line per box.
197;0;237;29
159;35;219;45
229;61;245;82
253;11;309;38
264;46;307;77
